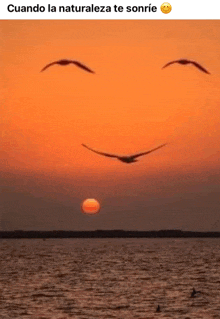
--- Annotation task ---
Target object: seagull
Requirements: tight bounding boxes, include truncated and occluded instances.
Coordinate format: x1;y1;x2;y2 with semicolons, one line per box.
41;59;95;73
190;287;201;298
162;59;210;74
82;143;167;164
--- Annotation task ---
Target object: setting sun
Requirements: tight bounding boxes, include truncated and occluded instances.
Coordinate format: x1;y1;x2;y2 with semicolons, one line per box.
81;198;100;215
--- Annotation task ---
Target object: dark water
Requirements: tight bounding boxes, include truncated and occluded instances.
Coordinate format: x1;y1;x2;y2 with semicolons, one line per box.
1;238;220;319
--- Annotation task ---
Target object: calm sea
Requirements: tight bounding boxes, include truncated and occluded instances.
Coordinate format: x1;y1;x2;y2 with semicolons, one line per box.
0;238;220;319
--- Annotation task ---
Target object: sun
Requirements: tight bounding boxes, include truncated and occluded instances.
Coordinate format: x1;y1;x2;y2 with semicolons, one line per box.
81;198;101;215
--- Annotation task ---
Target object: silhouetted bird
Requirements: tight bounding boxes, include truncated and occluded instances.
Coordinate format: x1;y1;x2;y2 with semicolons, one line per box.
82;143;167;164
156;305;161;312
41;59;95;73
162;59;210;74
191;287;201;298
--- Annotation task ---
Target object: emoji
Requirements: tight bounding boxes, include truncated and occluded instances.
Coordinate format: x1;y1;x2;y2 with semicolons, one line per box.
160;2;172;14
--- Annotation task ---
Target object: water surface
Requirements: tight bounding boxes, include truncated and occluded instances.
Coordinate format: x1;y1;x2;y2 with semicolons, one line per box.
1;238;220;318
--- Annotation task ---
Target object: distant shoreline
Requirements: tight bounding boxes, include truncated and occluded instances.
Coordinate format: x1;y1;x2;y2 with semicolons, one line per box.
1;230;220;239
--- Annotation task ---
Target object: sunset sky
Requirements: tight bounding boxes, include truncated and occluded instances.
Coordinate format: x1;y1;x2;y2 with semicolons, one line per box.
1;20;219;231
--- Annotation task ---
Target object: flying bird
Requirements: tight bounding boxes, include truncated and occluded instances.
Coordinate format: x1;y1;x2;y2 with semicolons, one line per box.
82;143;167;164
41;59;95;73
162;59;210;74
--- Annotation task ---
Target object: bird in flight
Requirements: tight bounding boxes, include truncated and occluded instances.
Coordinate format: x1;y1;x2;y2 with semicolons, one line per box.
41;59;95;73
82;143;167;164
162;59;210;74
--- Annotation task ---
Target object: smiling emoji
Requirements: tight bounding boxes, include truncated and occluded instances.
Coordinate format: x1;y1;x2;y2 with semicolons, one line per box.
161;2;172;14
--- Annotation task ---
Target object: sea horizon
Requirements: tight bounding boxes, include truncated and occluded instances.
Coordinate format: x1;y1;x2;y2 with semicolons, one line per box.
1;229;220;239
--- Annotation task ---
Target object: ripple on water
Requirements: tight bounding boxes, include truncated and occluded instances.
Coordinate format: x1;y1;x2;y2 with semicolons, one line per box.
1;238;220;319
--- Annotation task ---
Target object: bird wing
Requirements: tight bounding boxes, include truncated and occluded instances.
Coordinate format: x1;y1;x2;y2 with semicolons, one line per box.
191;61;210;74
40;61;59;72
162;61;179;69
131;143;167;159
82;144;118;158
72;61;95;74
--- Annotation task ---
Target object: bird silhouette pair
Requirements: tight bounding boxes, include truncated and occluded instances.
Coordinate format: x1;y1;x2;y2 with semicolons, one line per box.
41;58;210;75
41;58;210;164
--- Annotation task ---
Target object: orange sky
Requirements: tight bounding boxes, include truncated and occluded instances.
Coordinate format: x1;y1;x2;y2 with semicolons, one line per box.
0;20;220;231
1;20;219;174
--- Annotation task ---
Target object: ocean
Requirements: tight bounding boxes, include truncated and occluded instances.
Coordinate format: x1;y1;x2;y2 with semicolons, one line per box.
1;238;220;319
